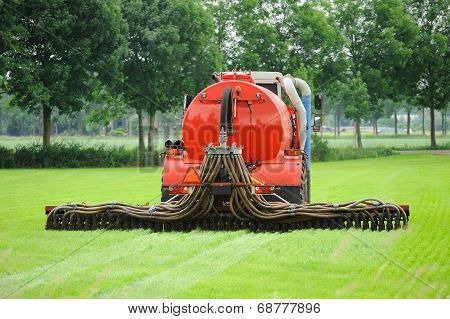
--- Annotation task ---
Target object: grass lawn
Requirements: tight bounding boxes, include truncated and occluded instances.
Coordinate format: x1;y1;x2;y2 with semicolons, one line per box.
0;155;448;298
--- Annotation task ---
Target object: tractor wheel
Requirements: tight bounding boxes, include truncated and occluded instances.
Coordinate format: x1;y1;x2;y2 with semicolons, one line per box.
299;156;310;204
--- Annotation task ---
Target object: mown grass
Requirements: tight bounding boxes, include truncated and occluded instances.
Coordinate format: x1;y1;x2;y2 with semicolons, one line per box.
0;155;448;298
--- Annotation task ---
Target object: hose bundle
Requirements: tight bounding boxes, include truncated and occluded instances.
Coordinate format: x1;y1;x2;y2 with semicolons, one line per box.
46;151;408;231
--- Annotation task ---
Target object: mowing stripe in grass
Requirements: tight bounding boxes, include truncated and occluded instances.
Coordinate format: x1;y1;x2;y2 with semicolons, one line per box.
0;231;241;298
102;232;274;298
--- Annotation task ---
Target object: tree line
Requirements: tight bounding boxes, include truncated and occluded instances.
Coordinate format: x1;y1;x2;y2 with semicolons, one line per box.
0;0;448;149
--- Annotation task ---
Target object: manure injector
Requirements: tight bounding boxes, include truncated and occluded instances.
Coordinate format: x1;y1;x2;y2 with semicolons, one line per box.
45;71;409;232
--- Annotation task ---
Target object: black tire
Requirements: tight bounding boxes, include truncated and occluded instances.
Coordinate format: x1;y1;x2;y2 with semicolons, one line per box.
300;156;310;204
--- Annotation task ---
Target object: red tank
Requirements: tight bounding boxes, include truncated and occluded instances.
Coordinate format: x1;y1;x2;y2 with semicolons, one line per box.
162;71;305;205
184;72;294;163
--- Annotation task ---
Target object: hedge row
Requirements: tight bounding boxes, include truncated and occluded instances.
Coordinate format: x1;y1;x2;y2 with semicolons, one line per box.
311;134;394;162
0;138;395;168
0;142;162;168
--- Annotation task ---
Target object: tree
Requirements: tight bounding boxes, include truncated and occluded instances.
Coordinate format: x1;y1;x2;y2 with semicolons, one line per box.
86;98;127;135
223;0;290;71
370;100;384;135
332;0;418;140
364;0;418;101
213;0;347;91
383;98;402;135
122;0;221;153
434;71;449;136
203;0;235;64
441;106;448;135
0;0;26;76
325;83;345;136
406;0;449;148
421;105;426;135
403;100;416;135
0;0;127;146
340;75;370;148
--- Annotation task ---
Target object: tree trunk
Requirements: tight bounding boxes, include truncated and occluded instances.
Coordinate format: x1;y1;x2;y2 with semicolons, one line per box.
422;106;425;135
334;113;337;136
42;105;51;146
354;119;362;148
444;109;447;135
321;114;323;138
430;97;436;148
337;112;341;136
407;111;411;136
20;115;24;135
147;111;156;152
373;118;377;135
442;110;446;135
137;109;145;152
394;111;398;135
78;117;82;135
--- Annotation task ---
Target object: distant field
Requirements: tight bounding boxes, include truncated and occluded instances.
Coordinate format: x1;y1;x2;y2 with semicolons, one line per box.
324;135;450;148
0;155;448;298
0;135;169;150
0;134;448;150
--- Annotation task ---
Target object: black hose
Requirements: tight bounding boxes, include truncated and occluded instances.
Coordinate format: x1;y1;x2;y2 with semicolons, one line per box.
220;86;233;134
46;151;408;231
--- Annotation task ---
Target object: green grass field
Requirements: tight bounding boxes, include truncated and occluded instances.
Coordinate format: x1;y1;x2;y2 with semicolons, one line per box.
0;155;448;298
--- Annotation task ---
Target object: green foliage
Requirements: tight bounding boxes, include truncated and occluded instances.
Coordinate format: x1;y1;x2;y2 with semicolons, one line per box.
0;0;26;75
340;75;370;121
328;146;394;161
0;0;128;144
121;0;221;114
311;133;330;161
382;98;399;117
332;0;418;101
2;0;127;111
391;142;450;151
311;133;394;162
110;128;128;137
406;0;448;147
217;0;347;91
366;0;418;100
0;0;447;150
86;102;127;128
407;0;448;104
0;145;14;167
0;142;163;168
